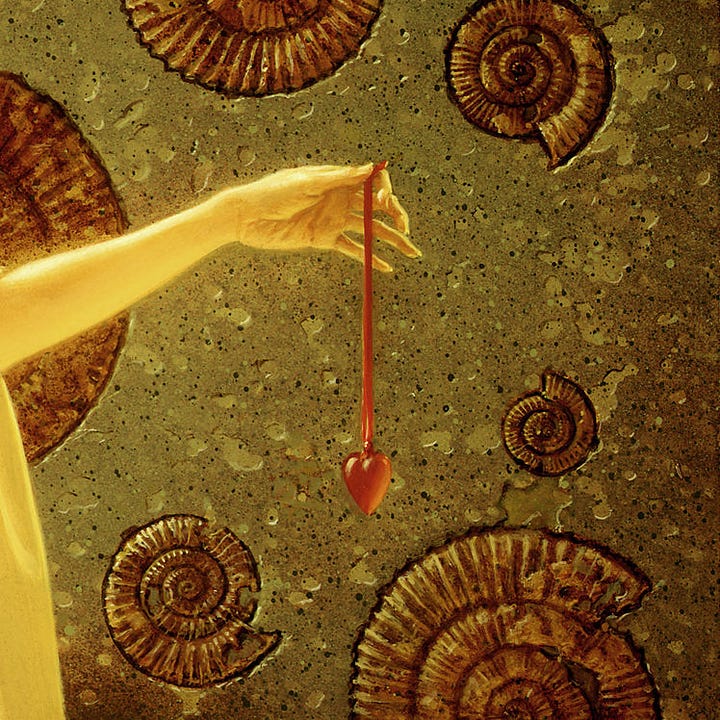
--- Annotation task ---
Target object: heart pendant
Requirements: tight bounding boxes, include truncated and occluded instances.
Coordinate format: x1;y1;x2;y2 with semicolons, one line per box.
342;448;392;515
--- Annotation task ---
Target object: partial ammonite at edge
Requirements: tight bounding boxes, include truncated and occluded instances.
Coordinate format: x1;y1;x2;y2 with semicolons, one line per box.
0;72;128;462
351;527;660;719
102;514;280;688
446;0;614;168
122;0;384;97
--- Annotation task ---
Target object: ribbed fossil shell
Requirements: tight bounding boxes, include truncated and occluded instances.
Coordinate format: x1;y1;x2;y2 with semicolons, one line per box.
122;0;383;97
103;514;280;687
446;0;613;168
0;72;128;463
502;369;598;476
351;527;659;719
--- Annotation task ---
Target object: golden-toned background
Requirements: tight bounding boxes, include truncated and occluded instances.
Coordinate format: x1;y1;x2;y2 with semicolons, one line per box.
1;0;717;717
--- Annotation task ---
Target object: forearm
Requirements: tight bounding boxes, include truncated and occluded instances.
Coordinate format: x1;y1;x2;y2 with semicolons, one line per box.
0;189;236;372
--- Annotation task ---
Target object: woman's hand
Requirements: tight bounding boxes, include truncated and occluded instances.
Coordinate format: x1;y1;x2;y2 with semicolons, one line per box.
224;164;420;272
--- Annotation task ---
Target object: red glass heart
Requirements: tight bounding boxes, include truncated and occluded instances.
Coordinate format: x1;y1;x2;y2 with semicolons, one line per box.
342;447;392;515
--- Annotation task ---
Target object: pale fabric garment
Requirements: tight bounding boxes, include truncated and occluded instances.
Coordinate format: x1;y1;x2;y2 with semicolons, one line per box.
0;376;65;718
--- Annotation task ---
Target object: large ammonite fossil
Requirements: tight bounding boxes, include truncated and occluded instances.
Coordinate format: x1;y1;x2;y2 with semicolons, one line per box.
122;0;383;97
351;527;660;719
502;369;598;476
0;72;128;462
102;514;280;687
446;0;613;168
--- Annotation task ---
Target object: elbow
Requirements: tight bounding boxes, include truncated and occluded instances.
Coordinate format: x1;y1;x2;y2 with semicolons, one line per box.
0;336;26;375
0;300;20;373
0;285;40;373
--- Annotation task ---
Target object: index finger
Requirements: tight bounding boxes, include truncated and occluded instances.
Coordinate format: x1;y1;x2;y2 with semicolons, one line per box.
298;163;375;187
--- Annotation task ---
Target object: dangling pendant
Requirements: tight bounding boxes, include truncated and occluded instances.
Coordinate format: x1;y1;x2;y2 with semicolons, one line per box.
342;443;392;516
342;161;392;515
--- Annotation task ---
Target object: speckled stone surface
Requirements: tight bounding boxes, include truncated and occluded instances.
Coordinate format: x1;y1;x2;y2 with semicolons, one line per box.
1;0;717;717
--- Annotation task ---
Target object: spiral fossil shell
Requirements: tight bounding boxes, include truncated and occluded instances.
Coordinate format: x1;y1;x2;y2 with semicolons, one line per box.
122;0;383;97
446;0;613;168
502;369;598;476
351;527;659;719
0;72;128;463
103;514;280;687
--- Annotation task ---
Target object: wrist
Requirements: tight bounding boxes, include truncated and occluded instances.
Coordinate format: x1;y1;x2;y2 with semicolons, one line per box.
199;187;246;251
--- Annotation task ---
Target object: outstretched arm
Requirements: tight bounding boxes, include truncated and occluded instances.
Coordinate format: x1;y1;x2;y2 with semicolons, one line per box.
0;164;418;373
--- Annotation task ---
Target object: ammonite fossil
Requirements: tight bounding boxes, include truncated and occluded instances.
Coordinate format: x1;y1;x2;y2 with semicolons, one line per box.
0;72;128;462
122;0;383;97
351;527;660;719
102;514;280;687
446;0;613;168
502;369;598;476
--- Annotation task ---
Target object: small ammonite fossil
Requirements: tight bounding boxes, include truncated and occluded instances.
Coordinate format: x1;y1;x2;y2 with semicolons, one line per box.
122;0;384;97
103;514;280;688
0;72;128;462
446;0;613;168
502;369;598;476
351;527;660;719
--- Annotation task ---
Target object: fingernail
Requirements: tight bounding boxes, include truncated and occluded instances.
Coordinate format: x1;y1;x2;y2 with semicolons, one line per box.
407;242;422;257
